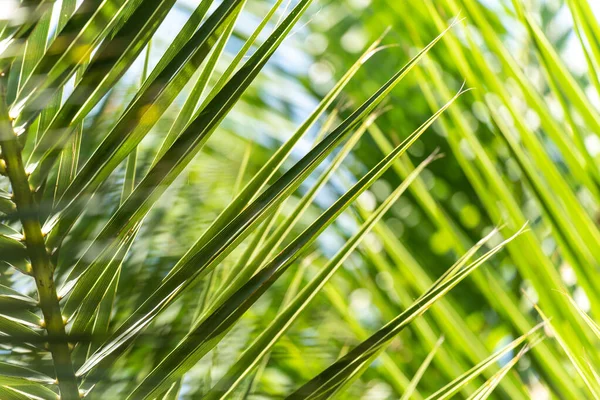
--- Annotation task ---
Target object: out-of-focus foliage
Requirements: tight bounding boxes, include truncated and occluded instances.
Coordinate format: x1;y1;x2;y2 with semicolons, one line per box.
301;0;600;398
0;0;598;399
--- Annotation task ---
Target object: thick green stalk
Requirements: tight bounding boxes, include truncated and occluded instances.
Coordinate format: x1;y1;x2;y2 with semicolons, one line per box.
0;81;79;399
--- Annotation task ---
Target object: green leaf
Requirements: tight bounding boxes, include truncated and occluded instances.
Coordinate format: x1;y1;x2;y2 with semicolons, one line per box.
202;150;439;400
45;0;242;250
13;0;141;127
0;362;55;385
427;324;544;400
152;0;257;164
0;234;29;275
165;31;390;282
287;226;527;399
0;190;16;215
466;340;538;400
400;336;445;400
28;0;178;190
75;18;455;381
204;112;376;315
0;386;34;400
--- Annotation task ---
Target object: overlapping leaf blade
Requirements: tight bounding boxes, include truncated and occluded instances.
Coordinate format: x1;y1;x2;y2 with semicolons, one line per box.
75;19;456;381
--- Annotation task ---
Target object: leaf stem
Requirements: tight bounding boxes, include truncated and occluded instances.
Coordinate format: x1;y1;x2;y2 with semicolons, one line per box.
0;81;79;399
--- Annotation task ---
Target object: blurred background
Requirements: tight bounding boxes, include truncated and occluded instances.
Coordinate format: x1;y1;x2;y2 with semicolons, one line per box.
70;0;600;398
5;0;600;398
